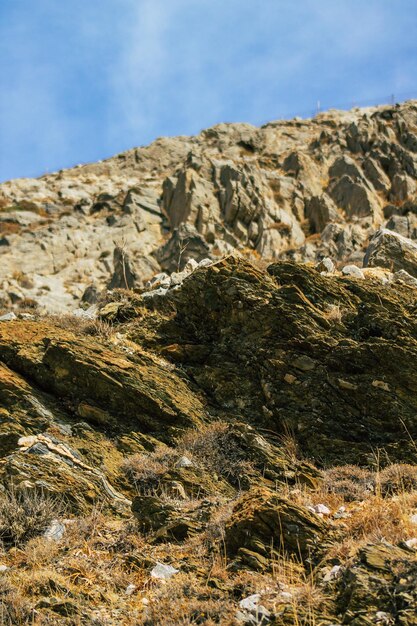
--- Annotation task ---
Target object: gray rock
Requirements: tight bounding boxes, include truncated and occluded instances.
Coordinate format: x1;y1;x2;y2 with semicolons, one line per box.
316;257;335;273
393;269;417;288
0;312;17;322
341;265;365;279
237;594;271;625
155;224;211;273
389;174;416;203
184;258;199;272
328;175;381;219
363;157;391;193
146;272;171;290
329;155;364;182
150;563;179;580
305;195;339;233
385;215;410;238
364;229;417;277
108;246;139;290
44;520;65;541
176;456;193;468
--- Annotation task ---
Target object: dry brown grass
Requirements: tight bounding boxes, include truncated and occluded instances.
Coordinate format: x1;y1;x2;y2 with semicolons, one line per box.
0;488;63;548
11;271;34;290
0;222;21;236
322;303;346;324
177;422;254;487
0;579;33;626
137;573;238;626
46;313;116;341
120;448;178;495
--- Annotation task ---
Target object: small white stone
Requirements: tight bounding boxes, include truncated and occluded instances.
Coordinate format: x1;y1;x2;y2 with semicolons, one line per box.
323;565;342;582
405;537;417;549
341;264;365;279
409;513;417;525
44;520;65;541
0;565;9;573
372;380;390;392
0;312;17;322
150;563;179;580
338;378;358;391
146;272;171;290
125;584;136;596
313;503;331;516
239;594;260;611
176;455;193;468
279;591;293;601
197;258;212;268
185;258;199;272
316;257;335;273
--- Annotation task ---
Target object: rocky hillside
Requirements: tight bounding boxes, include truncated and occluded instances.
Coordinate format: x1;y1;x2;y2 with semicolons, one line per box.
2;103;417;624
1;256;417;623
1;100;417;311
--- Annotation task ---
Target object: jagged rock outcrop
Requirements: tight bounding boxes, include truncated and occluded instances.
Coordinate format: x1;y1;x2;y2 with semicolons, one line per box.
2;102;417;624
138;255;417;464
2;101;417;312
337;543;417;624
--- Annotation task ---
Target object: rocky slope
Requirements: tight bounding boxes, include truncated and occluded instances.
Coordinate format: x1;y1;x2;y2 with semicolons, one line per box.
1;103;417;624
1;100;417;311
1;256;417;623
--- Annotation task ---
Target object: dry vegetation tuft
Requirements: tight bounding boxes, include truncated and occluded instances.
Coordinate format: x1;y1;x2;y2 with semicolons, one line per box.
0;488;63;548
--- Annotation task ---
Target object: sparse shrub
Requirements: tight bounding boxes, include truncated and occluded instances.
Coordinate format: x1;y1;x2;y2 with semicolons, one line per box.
0;579;32;626
269;221;292;235
323;303;345;323
379;463;417;495
0;222;21;236
17;297;38;310
11;271;34;289
177;422;254;487
0;488;62;548
120;448;178;495
83;319;116;340
138;573;237;626
45;314;115;341
323;465;374;501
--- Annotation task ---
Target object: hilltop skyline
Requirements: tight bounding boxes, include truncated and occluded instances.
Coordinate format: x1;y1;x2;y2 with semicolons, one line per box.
1;0;416;182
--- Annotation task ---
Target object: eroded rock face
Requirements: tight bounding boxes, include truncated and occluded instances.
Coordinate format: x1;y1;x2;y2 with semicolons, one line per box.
2;101;417;312
143;256;417;464
337;543;417;624
225;487;330;570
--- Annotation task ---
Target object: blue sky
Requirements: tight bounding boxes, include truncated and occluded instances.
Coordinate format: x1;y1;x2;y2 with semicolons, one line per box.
0;0;416;182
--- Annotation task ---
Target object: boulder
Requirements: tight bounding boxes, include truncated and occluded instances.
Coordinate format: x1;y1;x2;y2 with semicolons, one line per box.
225;487;330;570
364;229;417;277
328;175;381;219
337;543;417;624
305;194;340;233
154;224;211;273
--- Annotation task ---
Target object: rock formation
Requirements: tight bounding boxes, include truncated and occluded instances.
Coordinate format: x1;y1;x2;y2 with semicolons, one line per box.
1;103;417;624
2;100;417;312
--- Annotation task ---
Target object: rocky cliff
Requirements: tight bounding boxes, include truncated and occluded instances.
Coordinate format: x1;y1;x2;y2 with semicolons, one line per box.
2;100;417;312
